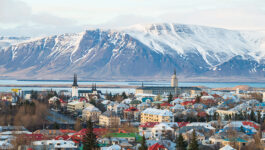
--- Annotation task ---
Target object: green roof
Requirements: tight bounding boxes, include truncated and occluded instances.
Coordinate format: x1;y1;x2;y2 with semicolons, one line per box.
224;138;247;143
152;101;163;104
107;133;143;142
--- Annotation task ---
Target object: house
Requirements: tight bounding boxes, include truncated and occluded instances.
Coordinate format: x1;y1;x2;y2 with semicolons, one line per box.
148;143;167;150
216;110;237;119
170;104;185;113
219;144;236;150
33;130;64;139
82;105;102;122
101;144;121;150
160;103;173;109
170;98;183;105
123;107;140;121
71;128;108;142
32;140;78;149
99;111;121;127
130;100;142;107
182;129;205;143
137;102;151;111
139;122;160;139
106;133;142;143
222;138;249;149
141;108;174;123
141;97;154;103
67;101;92;113
107;103;129;115
151;123;174;140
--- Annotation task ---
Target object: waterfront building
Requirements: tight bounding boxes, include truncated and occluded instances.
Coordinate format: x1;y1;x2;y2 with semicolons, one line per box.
135;70;201;96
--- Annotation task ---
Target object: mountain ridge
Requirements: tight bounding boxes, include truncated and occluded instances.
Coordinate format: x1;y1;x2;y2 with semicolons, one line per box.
0;23;264;81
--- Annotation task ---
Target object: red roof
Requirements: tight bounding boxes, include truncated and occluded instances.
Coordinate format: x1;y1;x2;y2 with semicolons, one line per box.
79;97;89;102
212;94;220;98
60;129;76;134
148;143;166;150
55;134;70;140
59;99;67;104
242;121;260;130
140;122;160;128
160;103;173;107
23;134;45;141
124;107;139;112
71;128;108;142
197;111;207;117
181;101;195;106
177;122;189;128
201;91;208;96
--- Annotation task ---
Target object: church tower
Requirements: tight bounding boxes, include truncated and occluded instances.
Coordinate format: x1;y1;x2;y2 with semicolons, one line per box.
171;69;178;87
72;74;78;97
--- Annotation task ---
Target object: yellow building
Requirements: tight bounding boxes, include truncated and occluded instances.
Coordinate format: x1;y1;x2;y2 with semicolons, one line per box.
99;111;121;127
141;108;174;123
216;110;236;119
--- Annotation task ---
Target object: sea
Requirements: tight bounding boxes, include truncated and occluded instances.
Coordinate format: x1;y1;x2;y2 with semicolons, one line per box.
0;80;264;94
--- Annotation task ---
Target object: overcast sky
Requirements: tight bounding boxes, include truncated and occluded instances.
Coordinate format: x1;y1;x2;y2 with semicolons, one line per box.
1;0;265;36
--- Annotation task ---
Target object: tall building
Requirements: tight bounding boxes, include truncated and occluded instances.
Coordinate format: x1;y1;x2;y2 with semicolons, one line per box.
135;69;201;96
171;69;178;87
263;92;265;102
72;74;78;97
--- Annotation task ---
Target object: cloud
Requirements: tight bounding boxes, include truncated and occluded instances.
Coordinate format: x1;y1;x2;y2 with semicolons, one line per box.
0;0;32;23
158;8;265;30
0;0;76;26
96;14;159;28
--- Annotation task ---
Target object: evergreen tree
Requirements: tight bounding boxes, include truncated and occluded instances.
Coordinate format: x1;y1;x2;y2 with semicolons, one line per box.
213;112;217;120
177;134;187;150
53;122;60;129
188;130;199;150
240;126;244;133
83;119;98;150
168;92;173;103
258;111;261;123
224;115;229;121
195;96;201;103
250;110;256;122
139;136;148;150
121;92;128;99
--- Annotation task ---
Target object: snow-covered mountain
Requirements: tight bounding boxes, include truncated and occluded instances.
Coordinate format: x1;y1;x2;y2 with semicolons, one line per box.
0;23;264;81
0;36;30;48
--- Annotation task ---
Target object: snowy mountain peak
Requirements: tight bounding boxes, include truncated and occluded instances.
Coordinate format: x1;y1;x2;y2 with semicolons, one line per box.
0;23;264;80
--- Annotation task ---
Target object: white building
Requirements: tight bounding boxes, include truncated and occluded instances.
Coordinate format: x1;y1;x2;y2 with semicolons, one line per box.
32;140;77;149
72;74;78;97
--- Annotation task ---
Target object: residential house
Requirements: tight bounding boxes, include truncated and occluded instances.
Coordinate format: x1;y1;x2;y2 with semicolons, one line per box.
141;108;174;123
82;105;102;122
99;111;121;127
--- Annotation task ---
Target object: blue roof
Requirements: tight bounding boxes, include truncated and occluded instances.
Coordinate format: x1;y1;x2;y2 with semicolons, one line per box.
224;138;247;143
142;97;154;102
256;103;265;107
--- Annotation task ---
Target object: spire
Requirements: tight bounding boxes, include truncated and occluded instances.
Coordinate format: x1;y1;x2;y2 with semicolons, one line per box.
141;82;144;87
72;74;78;86
174;68;176;75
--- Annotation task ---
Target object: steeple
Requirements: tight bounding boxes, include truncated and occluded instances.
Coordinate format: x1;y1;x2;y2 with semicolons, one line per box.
72;74;78;87
171;69;178;87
